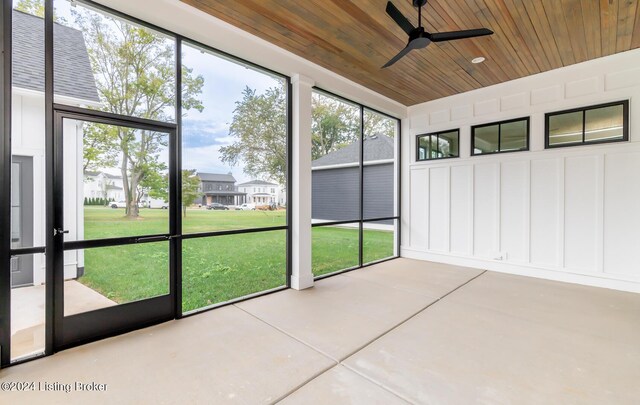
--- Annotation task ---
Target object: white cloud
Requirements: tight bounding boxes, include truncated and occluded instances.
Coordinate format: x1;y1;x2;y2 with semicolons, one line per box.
182;145;251;184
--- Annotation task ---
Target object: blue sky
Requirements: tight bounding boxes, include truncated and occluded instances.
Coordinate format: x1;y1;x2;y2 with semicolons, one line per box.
181;43;283;184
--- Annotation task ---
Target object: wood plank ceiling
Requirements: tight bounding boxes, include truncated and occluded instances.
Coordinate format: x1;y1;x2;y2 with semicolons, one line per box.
181;0;640;106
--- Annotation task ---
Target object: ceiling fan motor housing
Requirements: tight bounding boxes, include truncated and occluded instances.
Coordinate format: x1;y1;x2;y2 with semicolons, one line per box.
409;27;431;48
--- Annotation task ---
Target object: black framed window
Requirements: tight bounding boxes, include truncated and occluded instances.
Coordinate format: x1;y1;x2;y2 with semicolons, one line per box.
1;0;291;366
180;40;290;314
472;117;529;155
416;129;459;161
546;101;629;148
310;89;400;278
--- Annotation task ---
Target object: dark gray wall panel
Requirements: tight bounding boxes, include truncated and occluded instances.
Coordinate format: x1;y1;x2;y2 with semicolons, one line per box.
312;167;359;221
363;163;394;220
312;163;393;221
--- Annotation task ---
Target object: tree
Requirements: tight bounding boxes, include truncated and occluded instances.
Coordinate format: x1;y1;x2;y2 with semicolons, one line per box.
141;169;201;217
311;95;359;160
15;0;65;22
220;85;287;185
364;110;397;139
222;86;397;183
83;123;119;173
15;0;44;17
181;170;201;217
70;7;204;218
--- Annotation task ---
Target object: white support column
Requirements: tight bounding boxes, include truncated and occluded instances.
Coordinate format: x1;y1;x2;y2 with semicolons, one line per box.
290;74;315;290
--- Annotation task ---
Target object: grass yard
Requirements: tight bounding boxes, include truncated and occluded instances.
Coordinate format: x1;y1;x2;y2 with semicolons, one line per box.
80;207;394;312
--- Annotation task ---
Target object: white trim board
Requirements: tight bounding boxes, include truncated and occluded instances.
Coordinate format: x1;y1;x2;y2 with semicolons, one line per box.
401;248;640;294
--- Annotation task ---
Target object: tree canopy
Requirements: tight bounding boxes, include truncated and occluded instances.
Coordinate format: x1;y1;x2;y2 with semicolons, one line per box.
220;85;287;185
221;86;397;185
72;5;203;217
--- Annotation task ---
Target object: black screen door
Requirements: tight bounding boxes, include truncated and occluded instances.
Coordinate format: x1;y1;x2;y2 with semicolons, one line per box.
52;106;178;350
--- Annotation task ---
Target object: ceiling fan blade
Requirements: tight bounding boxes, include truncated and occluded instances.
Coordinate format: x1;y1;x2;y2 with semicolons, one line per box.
386;1;415;36
382;41;419;68
429;28;493;42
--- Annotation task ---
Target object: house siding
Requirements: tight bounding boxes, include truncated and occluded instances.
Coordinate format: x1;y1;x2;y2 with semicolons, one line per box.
312;163;393;222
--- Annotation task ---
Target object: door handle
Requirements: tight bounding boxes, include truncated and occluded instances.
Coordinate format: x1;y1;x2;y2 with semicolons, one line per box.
54;228;69;236
135;235;170;243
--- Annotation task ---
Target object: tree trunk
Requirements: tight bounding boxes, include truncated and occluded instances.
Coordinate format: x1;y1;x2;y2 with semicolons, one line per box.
127;171;141;218
120;148;132;216
118;126;141;219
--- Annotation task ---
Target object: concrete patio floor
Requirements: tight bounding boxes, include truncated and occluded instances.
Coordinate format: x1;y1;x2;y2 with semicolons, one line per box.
10;280;116;359
2;258;639;404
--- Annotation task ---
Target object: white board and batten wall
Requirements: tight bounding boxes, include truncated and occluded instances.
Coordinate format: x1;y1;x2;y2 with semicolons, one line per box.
402;48;640;293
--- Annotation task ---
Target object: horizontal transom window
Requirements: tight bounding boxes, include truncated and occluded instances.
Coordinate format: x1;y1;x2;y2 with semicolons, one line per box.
416;129;459;161
546;101;629;148
472;117;529;155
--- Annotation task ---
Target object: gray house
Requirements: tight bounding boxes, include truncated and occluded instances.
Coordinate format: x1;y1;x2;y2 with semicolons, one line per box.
197;172;247;206
312;134;395;222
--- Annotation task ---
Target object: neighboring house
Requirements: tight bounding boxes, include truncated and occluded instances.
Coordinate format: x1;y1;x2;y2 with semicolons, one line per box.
84;171;125;202
10;10;100;287
237;179;284;206
312;134;395;222
197;172;247;206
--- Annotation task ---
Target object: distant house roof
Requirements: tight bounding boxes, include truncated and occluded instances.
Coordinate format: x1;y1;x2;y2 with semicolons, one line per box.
83;170;121;179
12;10;100;103
197;172;237;183
312;134;395;167
202;191;246;196
238;179;277;186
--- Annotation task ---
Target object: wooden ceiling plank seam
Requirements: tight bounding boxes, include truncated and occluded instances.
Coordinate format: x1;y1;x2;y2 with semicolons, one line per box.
322;0;465;101
450;1;523;80
425;2;505;87
183;0;640;106
503;0;553;71
616;0;639;52
482;0;544;75
188;0;420;104
540;0;577;65
232;0;429;104
427;43;485;89
468;0;533;78
185;0;314;49
300;0;458;98
521;0;565;68
525;1;563;69
580;0;603;60
400;3;490;92
600;0;619;56
560;0;590;63
235;0;346;55
448;1;523;80
299;0;474;100
632;0;640;48
345;0;484;96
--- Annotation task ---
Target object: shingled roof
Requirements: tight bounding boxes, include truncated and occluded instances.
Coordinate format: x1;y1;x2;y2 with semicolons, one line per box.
197;172;237;183
312;134;395;167
12;10;100;103
237;179;277;186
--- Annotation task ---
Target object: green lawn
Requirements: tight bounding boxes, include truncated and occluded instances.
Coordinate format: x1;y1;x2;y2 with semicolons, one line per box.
80;207;394;312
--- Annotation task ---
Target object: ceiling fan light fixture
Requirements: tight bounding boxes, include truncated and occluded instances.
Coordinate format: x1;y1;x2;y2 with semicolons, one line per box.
471;56;486;64
383;2;493;68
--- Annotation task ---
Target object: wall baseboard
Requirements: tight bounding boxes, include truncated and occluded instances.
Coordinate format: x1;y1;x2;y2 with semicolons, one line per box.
401;247;640;294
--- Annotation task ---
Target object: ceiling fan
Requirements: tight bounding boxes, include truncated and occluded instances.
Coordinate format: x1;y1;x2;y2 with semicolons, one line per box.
383;0;493;68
